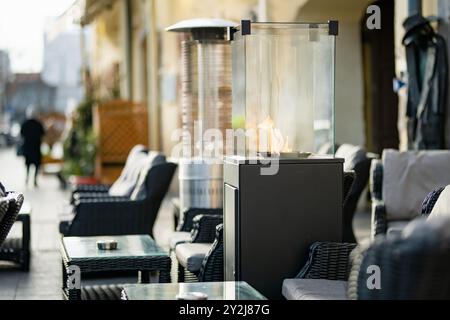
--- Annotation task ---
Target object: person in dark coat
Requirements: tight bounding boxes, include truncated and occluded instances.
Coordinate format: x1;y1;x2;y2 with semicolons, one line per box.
20;108;45;187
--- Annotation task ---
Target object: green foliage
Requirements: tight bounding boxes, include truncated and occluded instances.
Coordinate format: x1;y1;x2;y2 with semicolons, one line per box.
62;96;97;177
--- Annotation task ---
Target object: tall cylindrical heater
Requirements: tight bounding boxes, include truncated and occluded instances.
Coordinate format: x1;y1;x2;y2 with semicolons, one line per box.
167;19;236;211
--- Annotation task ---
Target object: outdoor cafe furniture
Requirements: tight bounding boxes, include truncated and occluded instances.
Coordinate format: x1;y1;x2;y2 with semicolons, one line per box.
61;234;171;300
70;144;148;203
370;149;450;238
176;224;224;283
0;191;24;247
59;159;176;237
335;144;377;243
282;186;450;300
169;208;223;251
174;214;223;281
121;281;266;300
0;201;31;271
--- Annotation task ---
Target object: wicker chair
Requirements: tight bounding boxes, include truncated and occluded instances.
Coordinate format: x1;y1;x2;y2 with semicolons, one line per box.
337;145;377;243
283;188;450;300
176;221;224;283
0;197;11;245
0;192;26;270
60;162;176;237
0;193;24;245
370;151;450;238
168;208;222;250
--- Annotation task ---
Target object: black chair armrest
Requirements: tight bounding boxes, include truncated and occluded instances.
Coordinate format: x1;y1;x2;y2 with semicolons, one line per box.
177;208;223;232
343;171;356;206
296;242;358;281
191;215;223;243
71;184;111;194
369;159;383;202
69;199;149;236
371;201;387;238
198;224;224;282
73;193;129;202
70;184;111;204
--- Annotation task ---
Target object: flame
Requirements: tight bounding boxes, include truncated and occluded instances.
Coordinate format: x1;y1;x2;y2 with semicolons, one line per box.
283;136;293;153
257;116;292;154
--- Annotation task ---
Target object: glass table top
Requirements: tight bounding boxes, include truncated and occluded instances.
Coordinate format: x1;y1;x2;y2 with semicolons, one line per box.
62;235;168;260
122;281;267;300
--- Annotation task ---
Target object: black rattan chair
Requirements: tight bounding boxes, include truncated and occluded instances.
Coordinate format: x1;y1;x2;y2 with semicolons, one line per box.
198;224;224;282
61;162;176;237
0;213;30;271
176;220;224;283
0;192;25;246
340;149;376;243
0;197;11;245
370;152;450;238
348;218;450;300
168;208;222;251
283;189;450;300
0;185;29;270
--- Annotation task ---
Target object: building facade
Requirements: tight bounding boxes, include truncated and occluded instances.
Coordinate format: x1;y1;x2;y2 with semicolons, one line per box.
5;73;56;122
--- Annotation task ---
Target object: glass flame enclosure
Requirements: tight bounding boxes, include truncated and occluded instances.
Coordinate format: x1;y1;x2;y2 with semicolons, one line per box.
232;21;337;156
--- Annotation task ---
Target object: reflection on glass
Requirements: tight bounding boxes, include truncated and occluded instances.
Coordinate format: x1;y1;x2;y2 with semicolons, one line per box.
232;22;336;157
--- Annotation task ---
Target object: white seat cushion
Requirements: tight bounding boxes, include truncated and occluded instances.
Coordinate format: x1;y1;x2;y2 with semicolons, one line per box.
109;145;148;197
169;231;192;250
282;279;348;300
335;144;367;171
175;243;212;273
428;185;450;221
382;150;450;220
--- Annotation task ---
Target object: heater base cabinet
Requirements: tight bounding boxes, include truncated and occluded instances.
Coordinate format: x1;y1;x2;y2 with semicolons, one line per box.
224;156;344;300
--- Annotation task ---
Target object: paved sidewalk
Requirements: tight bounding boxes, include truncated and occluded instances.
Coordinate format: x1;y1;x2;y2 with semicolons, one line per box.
0;148;66;299
0;147;173;300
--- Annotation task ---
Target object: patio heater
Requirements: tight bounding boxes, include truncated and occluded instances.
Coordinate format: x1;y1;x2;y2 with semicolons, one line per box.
167;19;237;211
224;20;343;299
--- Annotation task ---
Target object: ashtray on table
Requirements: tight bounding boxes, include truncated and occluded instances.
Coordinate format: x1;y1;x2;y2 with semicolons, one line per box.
97;240;118;250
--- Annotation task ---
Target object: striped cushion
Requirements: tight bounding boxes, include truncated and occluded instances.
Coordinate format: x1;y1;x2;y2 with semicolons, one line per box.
0;182;6;197
0;193;24;245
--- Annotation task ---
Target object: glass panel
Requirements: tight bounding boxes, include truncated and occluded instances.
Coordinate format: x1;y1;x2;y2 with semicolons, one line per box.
232;22;336;157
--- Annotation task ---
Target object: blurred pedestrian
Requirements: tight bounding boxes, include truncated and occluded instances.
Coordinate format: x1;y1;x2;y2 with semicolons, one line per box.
20;107;45;187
